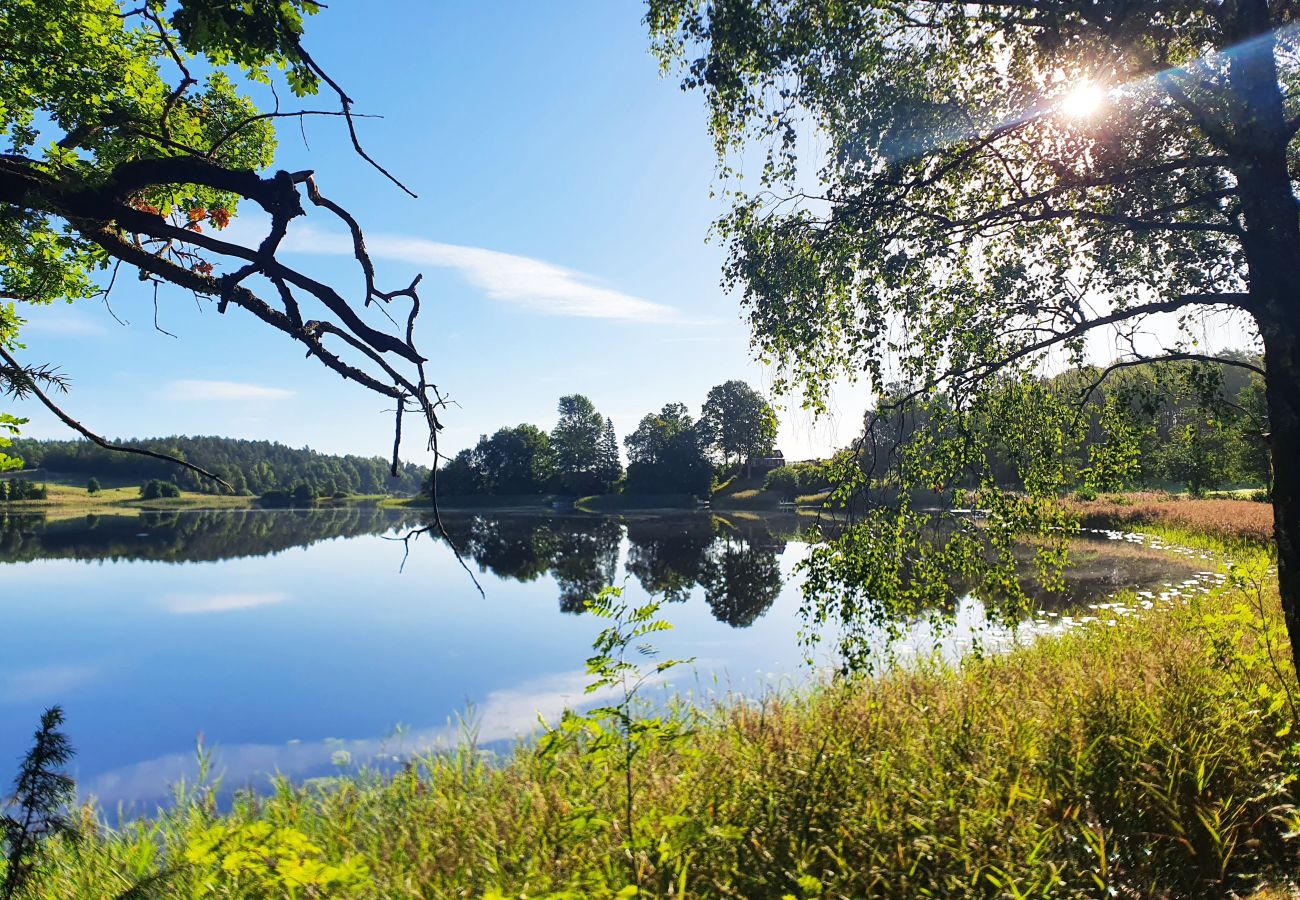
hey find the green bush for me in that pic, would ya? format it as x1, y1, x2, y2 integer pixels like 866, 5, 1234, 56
1, 478, 48, 502
763, 465, 800, 498
139, 479, 180, 500
258, 489, 291, 508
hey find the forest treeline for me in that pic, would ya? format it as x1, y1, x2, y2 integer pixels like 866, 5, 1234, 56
840, 352, 1271, 500
5, 436, 428, 497
436, 380, 779, 498
439, 356, 1271, 507
7, 357, 1265, 506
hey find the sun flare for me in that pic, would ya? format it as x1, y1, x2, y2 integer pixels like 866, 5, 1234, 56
1059, 80, 1105, 118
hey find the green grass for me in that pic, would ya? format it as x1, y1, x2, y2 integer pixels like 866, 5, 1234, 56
8, 536, 1300, 898
4, 479, 403, 519
710, 474, 784, 510
2, 482, 253, 521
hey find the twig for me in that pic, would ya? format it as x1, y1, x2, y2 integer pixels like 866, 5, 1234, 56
292, 39, 418, 198
0, 345, 233, 492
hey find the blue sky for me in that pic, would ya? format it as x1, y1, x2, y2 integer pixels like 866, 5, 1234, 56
12, 1, 864, 465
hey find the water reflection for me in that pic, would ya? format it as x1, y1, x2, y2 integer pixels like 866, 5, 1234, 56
0, 507, 421, 564
1, 508, 1207, 812
441, 514, 795, 625
2, 509, 1200, 630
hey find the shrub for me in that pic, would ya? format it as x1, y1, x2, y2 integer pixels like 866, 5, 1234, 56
1, 479, 47, 502
764, 462, 834, 499
1, 707, 76, 898
763, 466, 800, 498
139, 479, 180, 500
258, 489, 291, 508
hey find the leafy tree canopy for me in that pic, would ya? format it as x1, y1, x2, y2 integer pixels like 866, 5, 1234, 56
700, 379, 778, 468
625, 402, 714, 495
648, 0, 1300, 671
0, 0, 440, 478
550, 394, 609, 495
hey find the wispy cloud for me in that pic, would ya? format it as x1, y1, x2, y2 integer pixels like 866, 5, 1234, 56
166, 380, 295, 402
162, 591, 291, 615
20, 309, 110, 337
0, 664, 100, 703
282, 224, 680, 323
82, 669, 647, 806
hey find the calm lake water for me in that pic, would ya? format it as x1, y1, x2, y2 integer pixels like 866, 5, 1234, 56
1, 507, 1203, 813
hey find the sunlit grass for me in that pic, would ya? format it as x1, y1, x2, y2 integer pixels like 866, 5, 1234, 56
2, 482, 253, 521
1068, 492, 1274, 545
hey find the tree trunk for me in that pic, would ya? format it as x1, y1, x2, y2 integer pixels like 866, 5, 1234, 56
1260, 327, 1300, 672
1224, 3, 1300, 675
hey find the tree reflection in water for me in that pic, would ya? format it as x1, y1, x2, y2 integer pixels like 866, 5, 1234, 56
0, 508, 1186, 633
438, 513, 793, 625
0, 507, 797, 628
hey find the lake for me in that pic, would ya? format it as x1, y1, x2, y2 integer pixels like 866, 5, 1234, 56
0, 507, 1208, 813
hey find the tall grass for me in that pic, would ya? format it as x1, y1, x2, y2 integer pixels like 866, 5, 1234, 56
9, 547, 1300, 898
1068, 494, 1275, 545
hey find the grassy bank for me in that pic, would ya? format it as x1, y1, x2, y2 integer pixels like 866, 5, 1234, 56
9, 538, 1299, 897
2, 482, 253, 520
576, 493, 699, 512
1069, 492, 1274, 545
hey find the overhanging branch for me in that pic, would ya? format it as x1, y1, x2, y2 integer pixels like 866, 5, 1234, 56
0, 344, 233, 491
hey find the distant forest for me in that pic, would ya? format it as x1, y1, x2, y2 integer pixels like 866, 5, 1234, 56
6, 436, 429, 496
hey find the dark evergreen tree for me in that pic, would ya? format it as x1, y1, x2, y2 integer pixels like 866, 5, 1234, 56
596, 417, 623, 491
2, 707, 76, 899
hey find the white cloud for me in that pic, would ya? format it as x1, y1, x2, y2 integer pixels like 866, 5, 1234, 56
282, 224, 680, 323
82, 669, 639, 807
0, 664, 100, 703
161, 591, 291, 615
20, 309, 110, 337
166, 380, 295, 402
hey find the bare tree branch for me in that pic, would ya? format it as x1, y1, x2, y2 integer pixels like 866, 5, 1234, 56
0, 345, 233, 491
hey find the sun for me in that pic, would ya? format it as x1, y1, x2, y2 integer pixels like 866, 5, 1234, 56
1059, 80, 1106, 119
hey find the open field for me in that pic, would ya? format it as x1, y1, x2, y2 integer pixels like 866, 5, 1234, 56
11, 528, 1298, 898
1068, 492, 1274, 545
1, 481, 253, 521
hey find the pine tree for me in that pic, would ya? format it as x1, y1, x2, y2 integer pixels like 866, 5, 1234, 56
2, 706, 76, 898
596, 418, 624, 492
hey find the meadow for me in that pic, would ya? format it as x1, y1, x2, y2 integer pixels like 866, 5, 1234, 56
1068, 493, 1275, 545
1, 480, 253, 521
